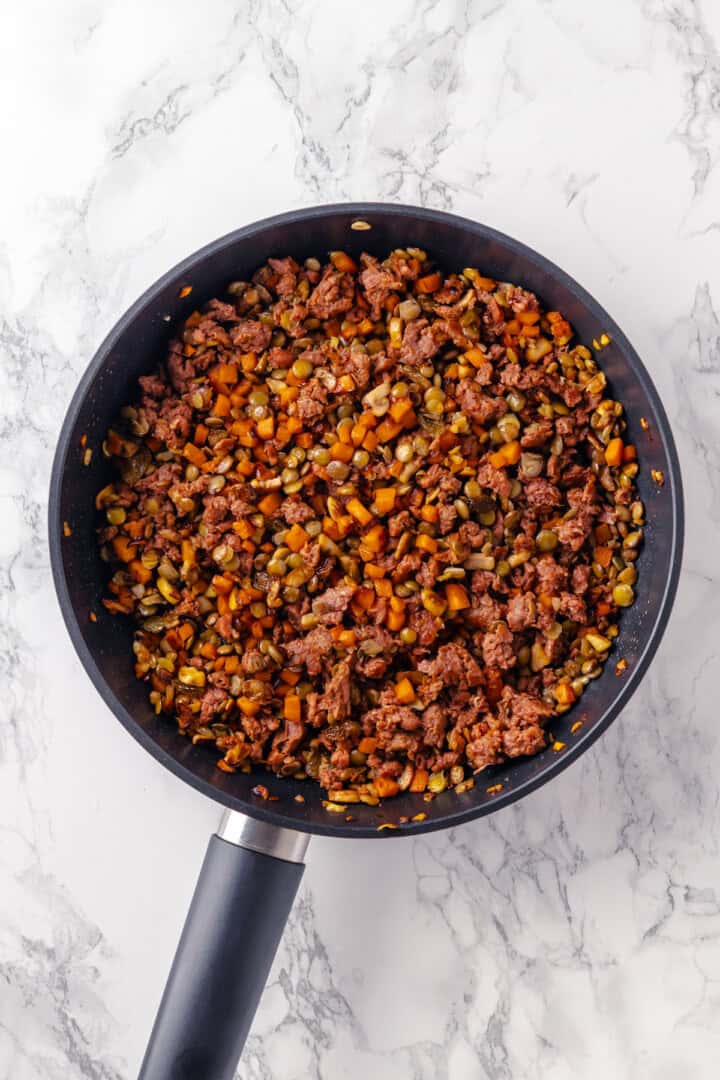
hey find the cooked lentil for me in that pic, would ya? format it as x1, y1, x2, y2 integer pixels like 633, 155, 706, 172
97, 249, 641, 803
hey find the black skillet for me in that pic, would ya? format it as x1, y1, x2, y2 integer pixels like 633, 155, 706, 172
48, 204, 684, 1080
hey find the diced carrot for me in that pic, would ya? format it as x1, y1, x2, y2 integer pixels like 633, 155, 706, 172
285, 416, 303, 434
354, 587, 375, 609
415, 272, 442, 294
212, 574, 234, 594
604, 437, 624, 466
386, 607, 405, 631
330, 251, 357, 273
336, 515, 354, 538
623, 444, 637, 463
238, 697, 262, 717
389, 398, 414, 423
596, 602, 612, 616
376, 419, 402, 443
463, 348, 487, 368
416, 533, 438, 554
374, 487, 397, 514
365, 562, 386, 579
232, 519, 254, 539
215, 362, 238, 385
374, 776, 400, 798
337, 421, 353, 444
295, 433, 313, 449
334, 629, 356, 649
517, 311, 540, 326
284, 694, 301, 722
256, 415, 275, 440
395, 677, 415, 704
129, 559, 152, 584
594, 546, 613, 567
351, 422, 368, 446
285, 523, 309, 552
363, 429, 379, 452
280, 669, 301, 686
445, 584, 470, 611
112, 535, 136, 563
374, 578, 392, 598
183, 442, 206, 467
490, 440, 521, 469
255, 492, 279, 517
330, 441, 354, 463
358, 737, 378, 754
420, 504, 439, 523
362, 524, 386, 552
347, 498, 373, 526
212, 393, 231, 418
503, 440, 521, 465
409, 769, 429, 793
323, 518, 340, 541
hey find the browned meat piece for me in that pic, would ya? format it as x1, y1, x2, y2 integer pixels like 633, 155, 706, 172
230, 319, 272, 352
521, 419, 554, 449
281, 496, 315, 523
535, 555, 568, 595
418, 463, 462, 495
296, 380, 328, 421
466, 594, 503, 630
437, 501, 458, 534
312, 585, 356, 625
467, 727, 504, 770
506, 592, 537, 632
359, 255, 403, 319
481, 623, 516, 670
307, 267, 354, 319
556, 512, 593, 552
455, 379, 506, 425
557, 592, 587, 623
268, 256, 300, 298
419, 642, 483, 689
422, 703, 448, 747
523, 478, 562, 514
334, 348, 372, 391
284, 627, 334, 676
138, 372, 167, 399
503, 724, 546, 757
408, 607, 440, 648
507, 286, 539, 313
400, 319, 440, 366
477, 462, 512, 500
319, 658, 352, 724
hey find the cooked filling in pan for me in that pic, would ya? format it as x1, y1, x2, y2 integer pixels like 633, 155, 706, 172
96, 248, 642, 804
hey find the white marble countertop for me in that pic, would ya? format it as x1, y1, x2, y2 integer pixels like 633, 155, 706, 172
2, 1, 719, 1077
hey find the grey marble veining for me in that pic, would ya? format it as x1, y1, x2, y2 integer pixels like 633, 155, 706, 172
1, 0, 719, 1077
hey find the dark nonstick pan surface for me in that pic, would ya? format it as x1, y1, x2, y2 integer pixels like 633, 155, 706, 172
48, 203, 684, 838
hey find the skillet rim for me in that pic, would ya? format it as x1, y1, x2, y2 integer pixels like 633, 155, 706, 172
48, 201, 684, 838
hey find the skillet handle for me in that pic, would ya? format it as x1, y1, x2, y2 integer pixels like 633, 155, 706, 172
139, 812, 308, 1080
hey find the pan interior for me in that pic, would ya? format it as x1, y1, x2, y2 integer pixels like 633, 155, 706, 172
49, 204, 682, 838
